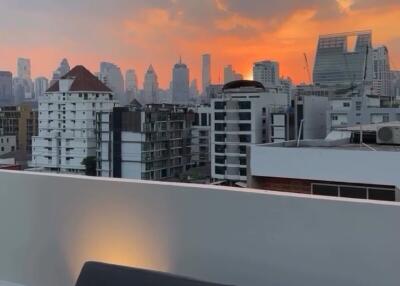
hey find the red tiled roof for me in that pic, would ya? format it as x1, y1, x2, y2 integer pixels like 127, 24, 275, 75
47, 65, 112, 92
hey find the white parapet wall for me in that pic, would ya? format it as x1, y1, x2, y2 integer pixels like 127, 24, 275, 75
0, 171, 399, 286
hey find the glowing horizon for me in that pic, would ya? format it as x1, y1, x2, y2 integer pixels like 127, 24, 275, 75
0, 0, 399, 89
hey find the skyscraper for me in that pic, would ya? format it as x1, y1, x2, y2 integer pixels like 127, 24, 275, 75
125, 69, 138, 105
0, 71, 13, 106
313, 30, 373, 86
202, 54, 211, 94
34, 77, 49, 98
125, 69, 138, 92
17, 58, 31, 80
52, 58, 71, 83
99, 62, 125, 104
224, 65, 243, 84
172, 58, 190, 105
143, 65, 159, 104
372, 46, 391, 97
15, 58, 33, 103
253, 60, 280, 87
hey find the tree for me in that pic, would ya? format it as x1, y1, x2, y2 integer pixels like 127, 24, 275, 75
81, 156, 97, 176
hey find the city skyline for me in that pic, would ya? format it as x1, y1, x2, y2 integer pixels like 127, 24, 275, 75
0, 0, 400, 88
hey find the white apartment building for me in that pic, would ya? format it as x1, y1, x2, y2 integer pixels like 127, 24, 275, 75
31, 65, 117, 173
211, 80, 289, 183
327, 94, 400, 133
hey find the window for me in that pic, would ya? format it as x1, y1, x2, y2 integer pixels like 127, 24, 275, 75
239, 124, 251, 131
240, 168, 247, 177
343, 102, 350, 107
356, 101, 362, 111
239, 112, 251, 120
215, 134, 226, 142
215, 166, 226, 175
239, 101, 251, 109
215, 144, 226, 153
214, 101, 225, 110
215, 123, 225, 131
239, 135, 251, 143
369, 189, 396, 201
201, 113, 208, 126
340, 186, 367, 199
312, 185, 338, 197
215, 112, 225, 120
215, 156, 225, 164
194, 114, 199, 126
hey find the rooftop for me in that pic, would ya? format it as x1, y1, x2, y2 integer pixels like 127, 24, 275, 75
47, 65, 112, 93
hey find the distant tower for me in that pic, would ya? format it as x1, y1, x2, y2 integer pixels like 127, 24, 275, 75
253, 60, 280, 88
52, 59, 71, 83
202, 54, 211, 94
172, 57, 190, 105
0, 71, 13, 106
372, 46, 391, 97
143, 65, 159, 104
125, 69, 138, 105
99, 62, 125, 104
17, 58, 31, 80
34, 77, 49, 98
224, 65, 243, 84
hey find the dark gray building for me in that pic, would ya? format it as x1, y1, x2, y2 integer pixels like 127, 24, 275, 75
0, 71, 13, 106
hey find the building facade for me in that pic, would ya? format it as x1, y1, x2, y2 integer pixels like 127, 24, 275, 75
192, 105, 212, 167
372, 46, 391, 97
223, 65, 243, 84
143, 65, 159, 104
0, 104, 38, 154
253, 61, 280, 88
0, 132, 16, 156
313, 31, 373, 86
202, 54, 211, 94
211, 80, 289, 183
99, 62, 125, 105
97, 104, 194, 180
34, 77, 49, 98
172, 59, 190, 105
31, 65, 117, 173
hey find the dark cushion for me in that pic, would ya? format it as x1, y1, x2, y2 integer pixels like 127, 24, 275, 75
75, 261, 233, 286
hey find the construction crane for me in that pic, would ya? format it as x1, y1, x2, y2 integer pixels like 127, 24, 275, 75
303, 53, 312, 84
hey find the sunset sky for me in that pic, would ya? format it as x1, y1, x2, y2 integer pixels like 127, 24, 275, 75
0, 0, 400, 88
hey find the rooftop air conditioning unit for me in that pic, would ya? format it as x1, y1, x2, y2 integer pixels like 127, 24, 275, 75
376, 126, 400, 145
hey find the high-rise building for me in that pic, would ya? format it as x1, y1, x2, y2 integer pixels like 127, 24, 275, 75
125, 69, 138, 92
372, 46, 391, 97
52, 58, 71, 83
223, 65, 243, 84
15, 58, 33, 103
211, 80, 289, 183
391, 70, 400, 98
34, 77, 49, 98
31, 65, 117, 173
253, 61, 280, 88
143, 65, 159, 104
190, 79, 199, 99
202, 54, 211, 94
17, 58, 31, 80
313, 31, 373, 86
125, 69, 138, 105
97, 104, 194, 180
172, 58, 190, 105
99, 62, 125, 104
0, 71, 13, 106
